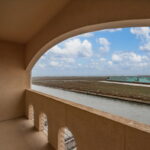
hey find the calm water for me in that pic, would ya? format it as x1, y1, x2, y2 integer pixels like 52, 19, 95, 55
32, 85, 150, 125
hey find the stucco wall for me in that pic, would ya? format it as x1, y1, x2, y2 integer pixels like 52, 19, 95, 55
0, 41, 26, 121
26, 89, 150, 150
25, 0, 150, 70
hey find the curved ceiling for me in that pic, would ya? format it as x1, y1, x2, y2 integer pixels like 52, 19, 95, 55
0, 0, 70, 43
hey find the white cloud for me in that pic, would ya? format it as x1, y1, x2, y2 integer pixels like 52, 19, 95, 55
140, 43, 150, 51
38, 63, 46, 68
100, 58, 106, 62
59, 57, 75, 63
79, 32, 94, 38
130, 27, 150, 51
112, 52, 149, 65
102, 28, 122, 32
112, 54, 122, 62
106, 51, 150, 75
130, 27, 150, 38
77, 63, 82, 67
98, 38, 110, 52
47, 38, 93, 68
108, 61, 113, 65
50, 38, 93, 58
33, 27, 150, 76
49, 61, 60, 67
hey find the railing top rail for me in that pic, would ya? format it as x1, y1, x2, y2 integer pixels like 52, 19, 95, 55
26, 89, 150, 133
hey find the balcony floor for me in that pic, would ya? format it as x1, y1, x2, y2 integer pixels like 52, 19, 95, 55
0, 117, 55, 150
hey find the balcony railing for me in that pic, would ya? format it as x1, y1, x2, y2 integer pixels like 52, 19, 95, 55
25, 89, 150, 150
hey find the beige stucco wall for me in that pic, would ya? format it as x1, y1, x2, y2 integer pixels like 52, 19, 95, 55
0, 41, 26, 121
25, 0, 150, 70
26, 89, 150, 150
0, 1, 149, 149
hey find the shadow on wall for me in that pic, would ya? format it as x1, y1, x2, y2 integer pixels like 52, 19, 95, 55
58, 127, 77, 150
28, 105, 34, 124
39, 113, 48, 136
28, 105, 77, 150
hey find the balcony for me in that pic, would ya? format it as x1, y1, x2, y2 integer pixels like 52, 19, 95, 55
0, 118, 54, 150
0, 0, 150, 150
24, 89, 150, 150
0, 89, 149, 150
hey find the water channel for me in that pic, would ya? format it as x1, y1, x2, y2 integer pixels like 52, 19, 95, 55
32, 85, 150, 125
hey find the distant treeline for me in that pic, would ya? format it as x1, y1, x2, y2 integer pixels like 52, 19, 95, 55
32, 76, 108, 81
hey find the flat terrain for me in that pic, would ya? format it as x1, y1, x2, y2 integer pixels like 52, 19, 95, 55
32, 76, 150, 104
100, 81, 150, 87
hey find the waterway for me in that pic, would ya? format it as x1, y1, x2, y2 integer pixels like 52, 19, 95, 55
32, 85, 150, 125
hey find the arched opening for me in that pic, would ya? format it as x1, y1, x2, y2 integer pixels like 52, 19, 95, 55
31, 26, 150, 125
39, 113, 48, 135
26, 19, 150, 71
31, 26, 150, 78
58, 127, 77, 150
28, 105, 34, 124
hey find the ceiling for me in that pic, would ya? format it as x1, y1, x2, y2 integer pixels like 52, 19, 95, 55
0, 0, 70, 43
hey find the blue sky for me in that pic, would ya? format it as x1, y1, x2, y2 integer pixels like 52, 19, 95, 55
32, 27, 150, 77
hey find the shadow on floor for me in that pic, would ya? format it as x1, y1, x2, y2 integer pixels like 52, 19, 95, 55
0, 117, 55, 150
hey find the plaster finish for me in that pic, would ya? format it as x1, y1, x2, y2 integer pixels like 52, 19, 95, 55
0, 1, 150, 149
0, 118, 54, 150
26, 0, 150, 70
0, 41, 26, 121
26, 89, 150, 150
0, 0, 70, 43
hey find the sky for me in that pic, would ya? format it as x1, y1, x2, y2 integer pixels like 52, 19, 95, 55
32, 27, 150, 77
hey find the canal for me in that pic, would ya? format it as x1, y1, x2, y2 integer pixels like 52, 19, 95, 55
32, 85, 150, 125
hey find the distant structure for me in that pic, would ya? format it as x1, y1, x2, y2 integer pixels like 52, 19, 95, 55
108, 76, 150, 83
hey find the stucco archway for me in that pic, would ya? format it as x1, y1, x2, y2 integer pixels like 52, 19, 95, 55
26, 19, 150, 73
58, 127, 77, 150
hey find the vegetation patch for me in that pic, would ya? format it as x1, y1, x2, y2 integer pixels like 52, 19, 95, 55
32, 77, 150, 104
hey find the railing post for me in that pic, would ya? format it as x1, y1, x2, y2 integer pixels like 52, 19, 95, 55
34, 111, 40, 130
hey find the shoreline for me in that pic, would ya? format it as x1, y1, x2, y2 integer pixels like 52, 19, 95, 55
32, 83, 150, 105
106, 80, 150, 85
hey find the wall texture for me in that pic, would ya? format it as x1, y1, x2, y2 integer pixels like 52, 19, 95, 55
26, 89, 150, 150
25, 0, 150, 70
0, 41, 26, 121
